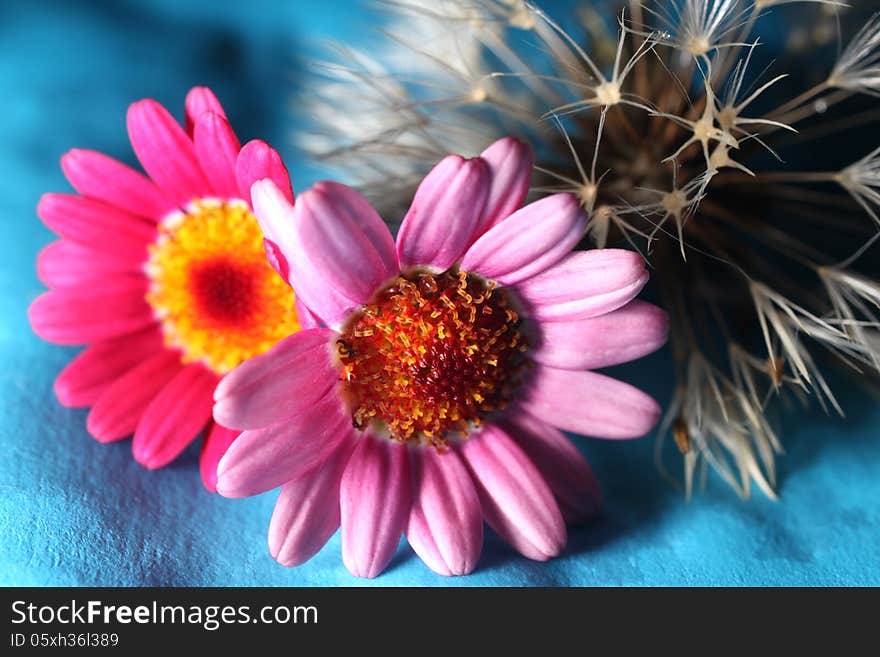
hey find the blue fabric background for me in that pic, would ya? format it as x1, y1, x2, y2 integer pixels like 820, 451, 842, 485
1, 0, 878, 586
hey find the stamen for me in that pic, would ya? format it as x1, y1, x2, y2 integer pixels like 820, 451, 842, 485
336, 269, 529, 448
146, 200, 299, 374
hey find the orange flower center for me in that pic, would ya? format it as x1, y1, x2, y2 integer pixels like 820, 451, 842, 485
145, 199, 299, 374
336, 269, 529, 448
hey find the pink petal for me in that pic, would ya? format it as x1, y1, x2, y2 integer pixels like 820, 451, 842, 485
28, 277, 154, 345
184, 86, 226, 136
268, 434, 357, 567
340, 436, 411, 579
251, 180, 353, 326
199, 423, 239, 493
213, 328, 338, 430
215, 393, 352, 498
60, 149, 174, 220
474, 137, 533, 236
295, 295, 322, 330
132, 362, 218, 469
193, 111, 242, 200
236, 140, 293, 205
500, 408, 601, 523
127, 98, 211, 206
521, 366, 661, 439
514, 249, 649, 322
54, 327, 164, 407
459, 424, 566, 561
406, 448, 483, 576
37, 193, 156, 261
37, 240, 142, 288
396, 155, 490, 271
460, 193, 587, 286
531, 300, 669, 370
87, 350, 183, 443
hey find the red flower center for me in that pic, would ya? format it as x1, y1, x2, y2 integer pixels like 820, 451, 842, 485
190, 259, 258, 324
336, 269, 529, 448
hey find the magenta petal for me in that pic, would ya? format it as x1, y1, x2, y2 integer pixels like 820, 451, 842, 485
199, 423, 240, 493
54, 327, 164, 407
521, 366, 661, 439
87, 350, 183, 443
28, 277, 154, 345
397, 155, 490, 271
295, 295, 322, 330
474, 137, 533, 235
269, 434, 357, 567
406, 448, 483, 576
37, 193, 156, 261
215, 394, 352, 498
460, 424, 566, 561
262, 237, 291, 283
193, 111, 242, 200
251, 180, 355, 327
500, 408, 601, 523
460, 193, 587, 285
514, 249, 649, 322
132, 363, 218, 469
37, 240, 142, 288
126, 98, 212, 206
340, 437, 411, 579
60, 149, 174, 220
213, 328, 338, 430
184, 86, 226, 136
531, 300, 669, 370
236, 140, 294, 205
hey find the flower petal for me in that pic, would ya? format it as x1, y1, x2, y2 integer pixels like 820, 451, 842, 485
127, 98, 212, 206
54, 327, 164, 407
28, 276, 154, 345
251, 179, 356, 326
295, 295, 322, 330
521, 366, 661, 439
60, 149, 174, 220
37, 240, 142, 288
500, 408, 601, 523
406, 448, 483, 576
193, 111, 242, 200
269, 434, 357, 567
460, 193, 587, 285
396, 155, 490, 271
215, 393, 351, 498
531, 300, 669, 370
460, 424, 566, 561
87, 350, 183, 443
37, 193, 156, 261
213, 328, 338, 430
184, 86, 226, 136
474, 137, 533, 235
199, 423, 239, 493
514, 249, 649, 322
340, 436, 411, 579
236, 140, 293, 205
132, 363, 218, 469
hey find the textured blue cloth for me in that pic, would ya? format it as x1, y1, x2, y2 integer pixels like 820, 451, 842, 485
1, 0, 879, 587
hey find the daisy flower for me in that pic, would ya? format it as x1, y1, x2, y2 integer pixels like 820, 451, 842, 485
214, 137, 668, 577
28, 87, 300, 491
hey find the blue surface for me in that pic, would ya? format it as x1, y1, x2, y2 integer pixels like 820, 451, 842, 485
1, 0, 878, 586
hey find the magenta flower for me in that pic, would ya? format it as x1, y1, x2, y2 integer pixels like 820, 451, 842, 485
214, 137, 668, 577
28, 87, 302, 490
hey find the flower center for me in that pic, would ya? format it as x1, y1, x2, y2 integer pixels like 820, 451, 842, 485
146, 199, 299, 374
336, 269, 529, 448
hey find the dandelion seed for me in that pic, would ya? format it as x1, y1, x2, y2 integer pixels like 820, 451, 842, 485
829, 12, 880, 96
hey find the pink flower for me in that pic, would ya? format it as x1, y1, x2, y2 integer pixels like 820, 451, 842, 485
214, 137, 668, 577
28, 87, 303, 491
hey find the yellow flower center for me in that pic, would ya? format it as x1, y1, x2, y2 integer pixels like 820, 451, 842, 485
336, 269, 529, 449
146, 199, 299, 374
